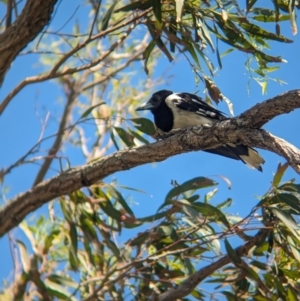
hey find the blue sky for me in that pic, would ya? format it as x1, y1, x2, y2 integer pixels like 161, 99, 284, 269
1, 0, 300, 295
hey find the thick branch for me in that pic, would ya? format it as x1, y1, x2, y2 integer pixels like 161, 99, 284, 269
158, 227, 270, 301
237, 89, 300, 128
0, 90, 300, 237
0, 0, 58, 85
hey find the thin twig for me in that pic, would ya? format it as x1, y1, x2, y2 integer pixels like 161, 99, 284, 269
89, 0, 102, 39
0, 8, 151, 115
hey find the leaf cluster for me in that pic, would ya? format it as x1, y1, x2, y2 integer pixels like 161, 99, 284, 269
115, 0, 298, 96
2, 161, 300, 300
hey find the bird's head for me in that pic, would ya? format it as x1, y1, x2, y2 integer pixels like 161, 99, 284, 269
136, 90, 173, 112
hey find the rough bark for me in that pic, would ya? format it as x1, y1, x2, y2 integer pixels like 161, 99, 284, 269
0, 0, 58, 86
236, 89, 300, 128
0, 90, 299, 237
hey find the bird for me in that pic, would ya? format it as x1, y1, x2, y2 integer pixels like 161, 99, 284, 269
136, 89, 265, 171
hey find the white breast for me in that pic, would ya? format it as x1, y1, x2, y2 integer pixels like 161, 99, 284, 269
165, 95, 215, 129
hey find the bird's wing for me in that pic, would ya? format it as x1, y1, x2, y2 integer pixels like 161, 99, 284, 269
168, 92, 226, 121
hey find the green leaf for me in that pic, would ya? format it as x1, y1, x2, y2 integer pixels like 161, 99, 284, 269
199, 20, 215, 51
158, 224, 174, 237
257, 80, 268, 94
224, 239, 242, 265
222, 291, 238, 301
80, 102, 105, 119
216, 39, 222, 69
165, 177, 217, 202
270, 193, 300, 215
143, 40, 156, 74
80, 215, 98, 239
246, 0, 258, 12
281, 268, 300, 279
198, 50, 214, 74
44, 278, 78, 301
103, 237, 121, 258
181, 204, 205, 222
185, 39, 201, 69
250, 259, 268, 270
287, 286, 298, 301
221, 48, 235, 57
17, 240, 31, 273
107, 185, 135, 216
235, 278, 250, 292
253, 241, 269, 255
128, 128, 149, 144
19, 223, 36, 250
115, 0, 151, 12
216, 198, 232, 210
273, 162, 289, 187
147, 21, 173, 62
253, 295, 272, 301
191, 289, 205, 300
69, 221, 78, 256
114, 126, 135, 147
101, 3, 117, 31
242, 264, 262, 282
43, 229, 60, 254
204, 188, 218, 202
239, 20, 293, 43
279, 182, 300, 193
110, 129, 120, 150
135, 211, 167, 224
97, 189, 122, 221
287, 236, 300, 262
60, 198, 72, 221
47, 274, 78, 289
271, 208, 300, 239
152, 0, 162, 29
131, 117, 156, 136
251, 7, 290, 22
184, 258, 196, 275
193, 202, 230, 228
123, 245, 132, 261
186, 194, 200, 203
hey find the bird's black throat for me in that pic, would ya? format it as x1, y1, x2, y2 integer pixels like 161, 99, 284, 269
151, 99, 174, 132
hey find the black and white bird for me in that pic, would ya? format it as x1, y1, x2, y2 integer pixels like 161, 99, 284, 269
136, 90, 265, 171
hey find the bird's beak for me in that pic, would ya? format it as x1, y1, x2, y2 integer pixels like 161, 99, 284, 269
135, 101, 154, 111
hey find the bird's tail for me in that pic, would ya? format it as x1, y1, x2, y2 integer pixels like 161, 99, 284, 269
204, 144, 265, 171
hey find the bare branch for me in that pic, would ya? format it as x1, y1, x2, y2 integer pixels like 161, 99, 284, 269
89, 0, 102, 39
0, 90, 299, 237
32, 78, 81, 186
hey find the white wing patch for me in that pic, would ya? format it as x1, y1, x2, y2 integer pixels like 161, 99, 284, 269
165, 94, 215, 129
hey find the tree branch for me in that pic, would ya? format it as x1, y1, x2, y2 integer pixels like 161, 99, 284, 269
0, 90, 299, 237
32, 78, 80, 186
157, 227, 271, 301
0, 0, 58, 86
237, 89, 300, 128
0, 8, 151, 115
